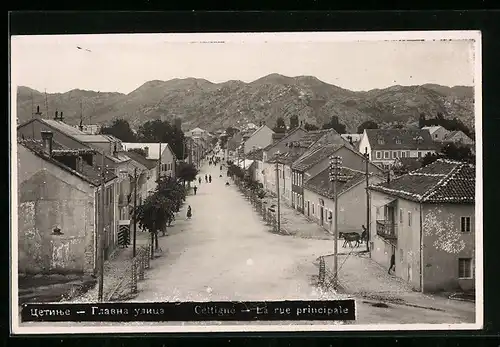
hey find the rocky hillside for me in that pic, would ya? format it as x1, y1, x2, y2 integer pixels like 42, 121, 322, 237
16, 74, 474, 133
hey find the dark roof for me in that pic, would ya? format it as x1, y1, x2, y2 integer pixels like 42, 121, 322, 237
292, 144, 345, 172
365, 129, 437, 150
123, 150, 158, 169
268, 148, 307, 164
296, 129, 331, 148
245, 148, 264, 161
263, 126, 307, 152
304, 167, 366, 199
369, 159, 475, 204
19, 138, 116, 186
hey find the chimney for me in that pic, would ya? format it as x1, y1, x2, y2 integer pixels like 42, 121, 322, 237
34, 105, 41, 116
144, 146, 149, 158
113, 142, 118, 157
54, 111, 59, 120
41, 131, 54, 156
300, 120, 303, 127
59, 111, 64, 122
347, 135, 353, 146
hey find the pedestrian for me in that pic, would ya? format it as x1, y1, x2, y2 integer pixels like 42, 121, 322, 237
220, 165, 222, 171
205, 174, 208, 183
186, 205, 192, 220
209, 174, 212, 183
388, 252, 396, 275
193, 185, 198, 195
198, 177, 202, 185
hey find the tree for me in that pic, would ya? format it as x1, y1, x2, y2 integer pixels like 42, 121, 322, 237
131, 192, 171, 253
289, 115, 299, 130
176, 161, 199, 186
357, 120, 379, 134
128, 148, 147, 157
421, 152, 440, 167
156, 176, 186, 232
100, 119, 137, 142
273, 117, 287, 134
441, 142, 475, 163
322, 116, 347, 134
304, 122, 319, 131
136, 119, 186, 159
418, 113, 426, 128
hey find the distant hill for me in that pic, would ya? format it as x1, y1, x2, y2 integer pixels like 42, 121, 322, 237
16, 74, 475, 132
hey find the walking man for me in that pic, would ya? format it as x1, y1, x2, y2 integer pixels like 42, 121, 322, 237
198, 177, 202, 185
209, 174, 212, 183
388, 251, 396, 275
205, 174, 208, 183
193, 185, 198, 195
186, 205, 192, 220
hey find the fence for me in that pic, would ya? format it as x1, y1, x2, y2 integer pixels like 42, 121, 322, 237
232, 177, 288, 236
129, 245, 152, 296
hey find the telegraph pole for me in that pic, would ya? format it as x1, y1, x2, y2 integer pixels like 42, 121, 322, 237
158, 142, 162, 181
275, 151, 281, 233
329, 155, 343, 288
98, 151, 106, 302
364, 147, 371, 253
132, 167, 138, 258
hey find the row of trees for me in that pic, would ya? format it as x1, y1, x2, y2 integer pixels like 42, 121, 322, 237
131, 175, 189, 252
100, 119, 187, 160
227, 161, 266, 199
271, 115, 379, 135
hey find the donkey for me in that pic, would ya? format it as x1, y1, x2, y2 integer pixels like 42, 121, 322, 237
342, 232, 361, 248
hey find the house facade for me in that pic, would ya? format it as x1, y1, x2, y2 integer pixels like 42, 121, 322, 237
291, 143, 385, 213
243, 124, 275, 154
422, 126, 450, 142
303, 167, 384, 234
17, 136, 116, 275
17, 117, 125, 258
358, 129, 437, 170
122, 142, 176, 179
368, 159, 475, 293
442, 130, 474, 146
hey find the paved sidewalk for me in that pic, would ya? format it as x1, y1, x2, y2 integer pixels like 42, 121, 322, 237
67, 228, 155, 302
322, 252, 476, 319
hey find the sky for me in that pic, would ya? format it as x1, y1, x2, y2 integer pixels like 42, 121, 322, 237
10, 32, 478, 94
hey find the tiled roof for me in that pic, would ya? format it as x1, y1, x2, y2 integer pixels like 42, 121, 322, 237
245, 148, 264, 161
121, 142, 173, 160
296, 129, 331, 148
292, 144, 345, 172
365, 129, 437, 150
369, 158, 475, 203
42, 119, 87, 136
19, 138, 116, 186
394, 157, 422, 171
422, 126, 443, 135
304, 167, 366, 199
73, 134, 120, 143
123, 150, 158, 170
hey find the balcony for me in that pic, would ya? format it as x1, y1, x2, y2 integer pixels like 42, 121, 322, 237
376, 220, 397, 240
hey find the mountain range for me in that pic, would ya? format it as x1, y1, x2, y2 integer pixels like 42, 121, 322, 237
16, 74, 475, 133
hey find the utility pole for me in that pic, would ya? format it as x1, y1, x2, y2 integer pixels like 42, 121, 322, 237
132, 167, 138, 258
275, 151, 281, 233
329, 155, 343, 288
44, 89, 49, 118
188, 138, 192, 164
98, 151, 106, 302
158, 142, 162, 181
364, 147, 371, 253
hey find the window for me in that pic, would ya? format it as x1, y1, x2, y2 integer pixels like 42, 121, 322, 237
395, 137, 402, 144
312, 204, 315, 215
392, 151, 397, 159
460, 217, 471, 233
399, 248, 403, 262
417, 152, 422, 158
459, 258, 473, 279
376, 151, 382, 159
384, 151, 390, 159
399, 208, 403, 223
406, 151, 410, 157
401, 151, 406, 158
408, 211, 412, 227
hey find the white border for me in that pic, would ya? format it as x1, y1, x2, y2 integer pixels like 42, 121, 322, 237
10, 30, 483, 335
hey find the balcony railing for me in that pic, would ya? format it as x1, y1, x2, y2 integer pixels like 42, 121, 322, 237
376, 220, 397, 240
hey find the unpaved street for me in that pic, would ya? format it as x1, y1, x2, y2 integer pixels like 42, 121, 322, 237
132, 162, 337, 302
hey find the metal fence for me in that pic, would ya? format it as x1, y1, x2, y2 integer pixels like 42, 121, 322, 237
130, 245, 152, 296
